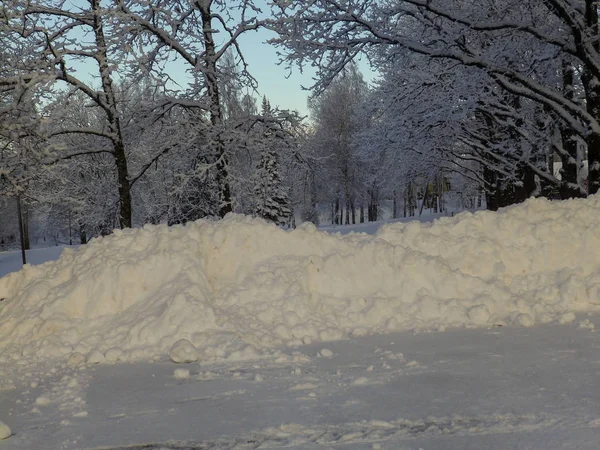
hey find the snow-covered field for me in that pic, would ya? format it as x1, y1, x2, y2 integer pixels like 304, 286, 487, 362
0, 245, 69, 278
2, 197, 600, 449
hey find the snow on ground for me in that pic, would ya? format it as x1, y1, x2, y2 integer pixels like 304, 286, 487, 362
2, 321, 600, 449
0, 245, 69, 278
318, 211, 450, 235
1, 196, 599, 369
2, 196, 600, 448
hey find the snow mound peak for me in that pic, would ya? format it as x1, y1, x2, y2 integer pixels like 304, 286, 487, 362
1, 196, 600, 365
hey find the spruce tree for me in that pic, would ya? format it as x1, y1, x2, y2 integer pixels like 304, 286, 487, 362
252, 97, 292, 225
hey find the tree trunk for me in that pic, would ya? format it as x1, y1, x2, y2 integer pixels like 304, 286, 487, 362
92, 0, 132, 228
114, 139, 132, 228
199, 1, 232, 216
306, 171, 318, 225
559, 62, 586, 199
582, 0, 600, 195
79, 225, 87, 245
331, 202, 335, 224
16, 195, 27, 264
22, 202, 30, 250
419, 185, 429, 216
484, 165, 500, 211
334, 198, 340, 225
345, 200, 350, 225
438, 177, 445, 213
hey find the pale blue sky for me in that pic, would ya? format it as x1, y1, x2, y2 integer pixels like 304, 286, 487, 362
63, 0, 376, 117
235, 26, 317, 116
230, 25, 377, 117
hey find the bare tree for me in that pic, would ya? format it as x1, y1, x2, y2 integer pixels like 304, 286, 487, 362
115, 0, 265, 217
269, 0, 600, 196
1, 0, 137, 227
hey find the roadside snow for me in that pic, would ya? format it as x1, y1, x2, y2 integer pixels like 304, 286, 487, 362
3, 321, 600, 449
1, 196, 600, 368
0, 420, 10, 440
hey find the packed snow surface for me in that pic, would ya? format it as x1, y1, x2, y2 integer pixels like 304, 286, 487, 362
1, 196, 600, 366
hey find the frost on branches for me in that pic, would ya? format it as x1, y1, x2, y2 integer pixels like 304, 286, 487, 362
251, 98, 292, 225
253, 146, 292, 225
269, 0, 600, 200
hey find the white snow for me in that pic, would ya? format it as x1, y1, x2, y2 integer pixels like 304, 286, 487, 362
173, 368, 190, 379
2, 322, 600, 449
1, 196, 600, 368
2, 197, 600, 448
0, 245, 69, 278
319, 348, 334, 358
169, 339, 199, 363
0, 420, 10, 440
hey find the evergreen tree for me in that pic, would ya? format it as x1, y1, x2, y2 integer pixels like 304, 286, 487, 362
253, 148, 292, 225
261, 96, 271, 115
253, 97, 291, 225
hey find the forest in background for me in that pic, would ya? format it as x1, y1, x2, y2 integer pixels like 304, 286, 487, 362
1, 0, 597, 249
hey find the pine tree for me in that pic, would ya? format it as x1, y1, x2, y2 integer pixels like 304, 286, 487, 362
252, 97, 291, 225
253, 147, 292, 225
260, 96, 272, 117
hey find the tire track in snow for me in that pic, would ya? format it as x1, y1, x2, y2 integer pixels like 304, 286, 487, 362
96, 412, 600, 449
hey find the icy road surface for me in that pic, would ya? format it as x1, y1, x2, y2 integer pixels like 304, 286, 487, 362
2, 320, 600, 450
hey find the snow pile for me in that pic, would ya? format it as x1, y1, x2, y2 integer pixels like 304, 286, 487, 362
1, 196, 600, 365
0, 420, 10, 440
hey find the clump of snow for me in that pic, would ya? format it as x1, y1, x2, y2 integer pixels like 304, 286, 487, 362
35, 396, 50, 406
104, 348, 124, 363
516, 313, 535, 327
173, 368, 190, 379
0, 420, 10, 440
169, 339, 199, 364
559, 312, 577, 324
352, 376, 370, 385
319, 348, 334, 358
468, 305, 490, 325
67, 352, 86, 368
2, 196, 600, 366
86, 350, 105, 365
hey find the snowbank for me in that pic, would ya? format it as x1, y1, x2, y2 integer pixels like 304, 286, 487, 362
1, 196, 600, 365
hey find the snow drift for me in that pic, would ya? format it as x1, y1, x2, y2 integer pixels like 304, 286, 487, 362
1, 196, 600, 365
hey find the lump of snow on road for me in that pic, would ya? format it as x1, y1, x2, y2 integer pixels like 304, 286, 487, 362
0, 420, 10, 439
173, 368, 190, 379
169, 339, 199, 364
1, 196, 600, 366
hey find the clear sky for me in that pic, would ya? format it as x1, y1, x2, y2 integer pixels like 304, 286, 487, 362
232, 26, 377, 118
64, 0, 376, 118
165, 0, 377, 118
235, 26, 317, 117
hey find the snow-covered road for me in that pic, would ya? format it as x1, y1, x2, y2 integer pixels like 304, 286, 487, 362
3, 197, 600, 449
3, 319, 600, 450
